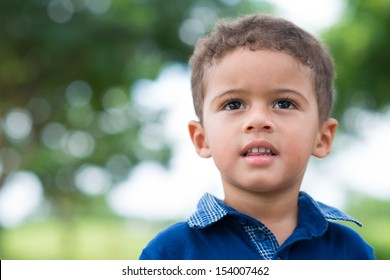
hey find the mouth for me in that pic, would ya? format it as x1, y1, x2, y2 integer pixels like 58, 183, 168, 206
243, 147, 276, 157
241, 140, 278, 157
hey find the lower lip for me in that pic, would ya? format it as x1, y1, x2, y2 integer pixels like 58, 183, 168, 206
242, 155, 276, 166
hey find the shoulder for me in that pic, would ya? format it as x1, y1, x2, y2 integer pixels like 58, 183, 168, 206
295, 192, 375, 259
325, 222, 375, 259
326, 221, 367, 244
139, 222, 200, 260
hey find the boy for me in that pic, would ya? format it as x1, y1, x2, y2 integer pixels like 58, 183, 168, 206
139, 14, 375, 259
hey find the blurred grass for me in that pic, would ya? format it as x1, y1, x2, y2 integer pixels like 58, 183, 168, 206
338, 218, 390, 260
0, 217, 169, 260
343, 192, 390, 260
355, 217, 390, 260
347, 217, 390, 260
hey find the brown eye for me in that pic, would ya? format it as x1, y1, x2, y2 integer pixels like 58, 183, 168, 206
223, 100, 245, 110
273, 99, 296, 109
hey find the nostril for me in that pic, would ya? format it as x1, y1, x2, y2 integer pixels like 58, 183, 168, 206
264, 125, 271, 130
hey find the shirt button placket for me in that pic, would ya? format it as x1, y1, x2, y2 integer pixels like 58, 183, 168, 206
255, 232, 266, 242
255, 227, 279, 259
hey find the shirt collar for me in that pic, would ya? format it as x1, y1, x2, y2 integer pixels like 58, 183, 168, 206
187, 193, 228, 228
187, 192, 362, 229
301, 191, 362, 226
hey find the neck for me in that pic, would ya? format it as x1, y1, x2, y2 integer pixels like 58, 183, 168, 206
223, 186, 299, 245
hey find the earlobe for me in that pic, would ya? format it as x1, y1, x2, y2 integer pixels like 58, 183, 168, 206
188, 120, 211, 158
313, 118, 338, 158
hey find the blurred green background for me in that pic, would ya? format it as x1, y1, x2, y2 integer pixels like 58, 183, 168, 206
0, 0, 389, 259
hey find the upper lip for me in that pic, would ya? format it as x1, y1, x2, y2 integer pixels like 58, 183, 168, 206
241, 140, 279, 157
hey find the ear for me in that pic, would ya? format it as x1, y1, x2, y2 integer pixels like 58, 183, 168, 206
312, 118, 338, 158
188, 120, 211, 158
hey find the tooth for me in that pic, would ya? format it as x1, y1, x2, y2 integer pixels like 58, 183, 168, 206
266, 149, 271, 153
252, 148, 259, 153
259, 148, 266, 153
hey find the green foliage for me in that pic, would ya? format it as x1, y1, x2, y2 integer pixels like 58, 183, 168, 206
323, 0, 390, 122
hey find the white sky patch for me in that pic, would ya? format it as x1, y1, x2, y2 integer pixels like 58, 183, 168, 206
270, 0, 344, 34
0, 172, 43, 227
329, 111, 390, 198
108, 160, 221, 220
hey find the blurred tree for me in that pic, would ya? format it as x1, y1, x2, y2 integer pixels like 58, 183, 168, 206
0, 0, 273, 224
323, 0, 390, 125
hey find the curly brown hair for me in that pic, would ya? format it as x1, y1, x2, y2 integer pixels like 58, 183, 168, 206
189, 14, 335, 123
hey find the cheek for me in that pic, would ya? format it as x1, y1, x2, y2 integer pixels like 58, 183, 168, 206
207, 130, 229, 156
283, 125, 319, 159
205, 126, 236, 164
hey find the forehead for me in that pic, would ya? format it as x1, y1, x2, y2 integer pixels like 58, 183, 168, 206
203, 48, 315, 99
207, 47, 312, 72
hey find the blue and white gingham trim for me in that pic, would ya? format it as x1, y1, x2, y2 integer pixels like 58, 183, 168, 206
187, 192, 362, 228
244, 225, 279, 260
187, 193, 228, 228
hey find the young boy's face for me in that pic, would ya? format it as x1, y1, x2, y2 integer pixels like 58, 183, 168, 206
189, 48, 337, 196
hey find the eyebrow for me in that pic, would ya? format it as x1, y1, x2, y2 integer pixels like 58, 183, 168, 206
272, 88, 310, 105
210, 89, 247, 105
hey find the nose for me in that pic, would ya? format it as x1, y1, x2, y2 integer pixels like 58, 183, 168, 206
242, 108, 274, 133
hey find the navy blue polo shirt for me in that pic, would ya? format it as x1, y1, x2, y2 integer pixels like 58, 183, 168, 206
139, 192, 375, 260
